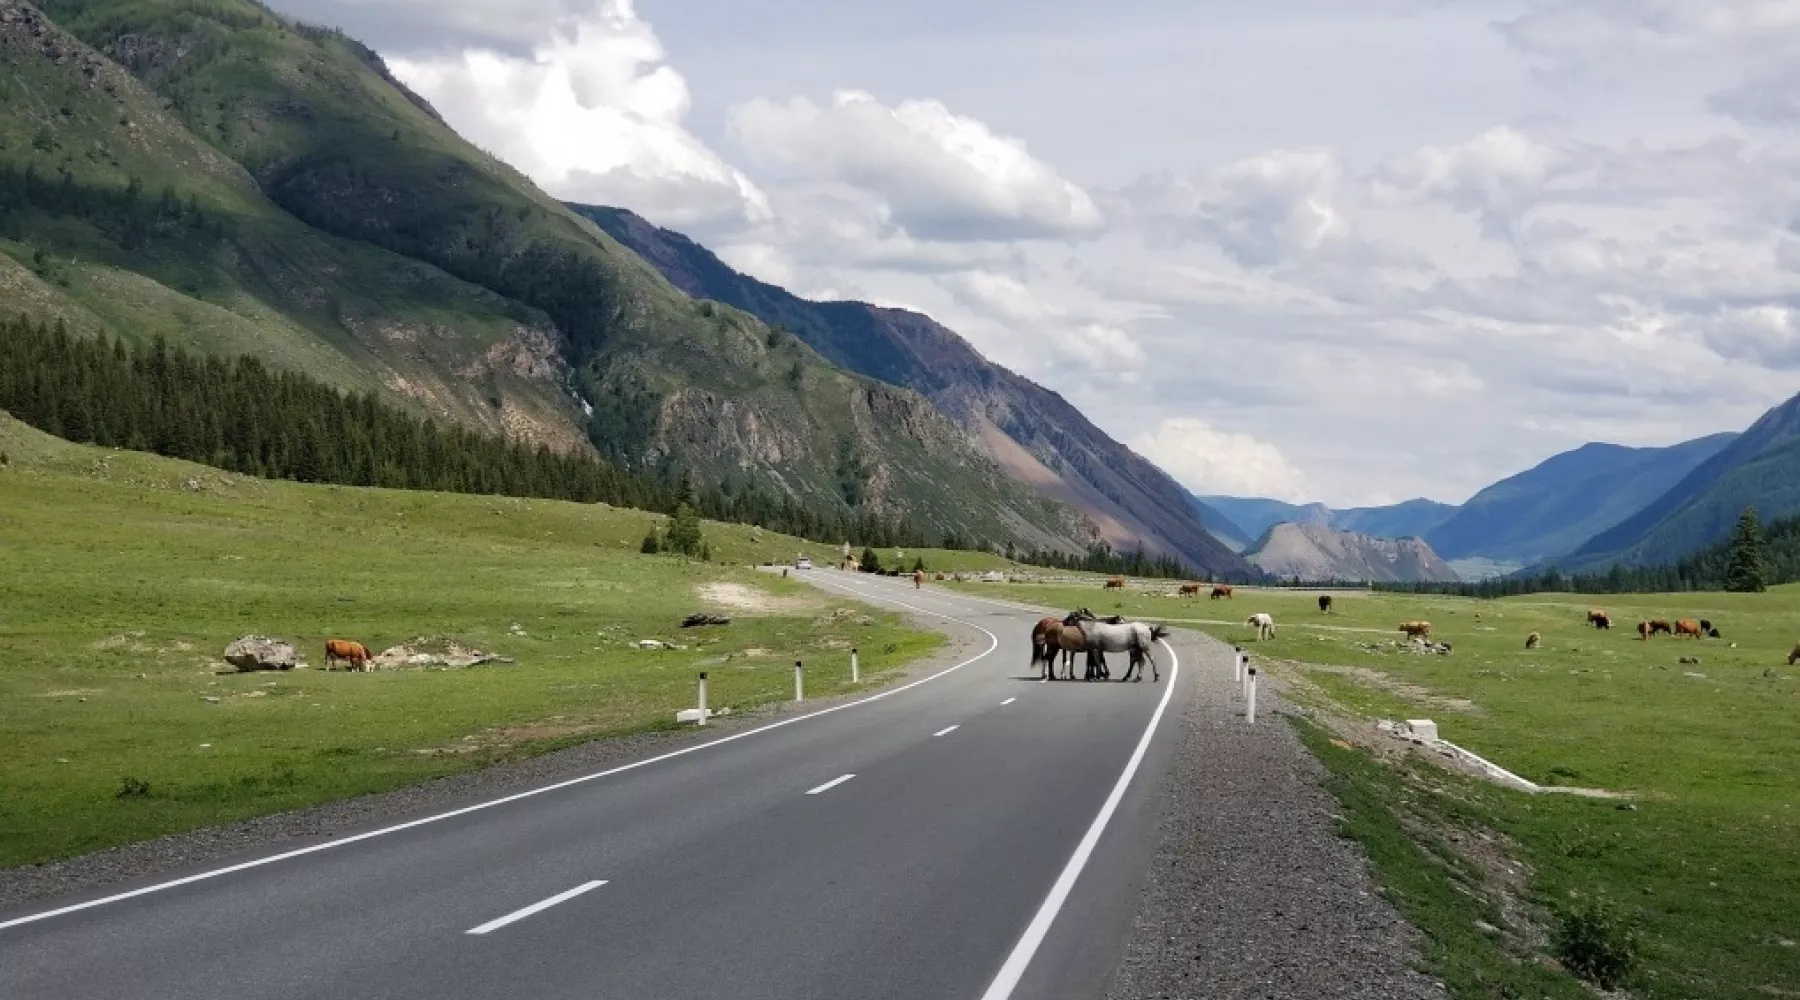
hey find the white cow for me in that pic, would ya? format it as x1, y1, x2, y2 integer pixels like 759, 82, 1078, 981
1246, 612, 1276, 641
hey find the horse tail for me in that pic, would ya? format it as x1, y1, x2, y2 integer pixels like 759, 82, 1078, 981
1151, 625, 1170, 642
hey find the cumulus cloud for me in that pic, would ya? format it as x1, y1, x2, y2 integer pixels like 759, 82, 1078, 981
1132, 418, 1311, 502
1371, 126, 1563, 239
1495, 0, 1800, 71
725, 90, 1105, 242
1113, 149, 1349, 267
386, 1, 771, 231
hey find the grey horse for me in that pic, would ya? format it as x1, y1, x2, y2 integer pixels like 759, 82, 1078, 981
1076, 619, 1171, 682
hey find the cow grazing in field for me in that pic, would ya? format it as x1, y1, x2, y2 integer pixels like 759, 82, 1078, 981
1645, 619, 1674, 637
324, 638, 372, 672
1210, 585, 1235, 600
1699, 618, 1720, 638
1104, 576, 1125, 590
1247, 612, 1276, 641
1318, 595, 1334, 614
1178, 582, 1202, 596
1674, 619, 1704, 639
1526, 631, 1541, 649
1789, 642, 1800, 666
913, 569, 924, 590
1587, 609, 1611, 629
1398, 620, 1432, 639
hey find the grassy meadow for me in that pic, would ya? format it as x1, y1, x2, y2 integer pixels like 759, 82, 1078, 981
0, 414, 1030, 869
953, 579, 1800, 1000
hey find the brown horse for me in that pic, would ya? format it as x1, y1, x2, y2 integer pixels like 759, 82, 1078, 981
1210, 585, 1234, 600
1030, 617, 1063, 679
1178, 582, 1202, 596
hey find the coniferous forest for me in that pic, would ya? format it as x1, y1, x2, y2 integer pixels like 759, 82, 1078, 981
0, 314, 949, 552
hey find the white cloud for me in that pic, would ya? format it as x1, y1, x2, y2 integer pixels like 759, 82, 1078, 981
1114, 149, 1349, 266
1132, 418, 1312, 502
386, 0, 771, 230
725, 90, 1105, 242
1371, 126, 1563, 238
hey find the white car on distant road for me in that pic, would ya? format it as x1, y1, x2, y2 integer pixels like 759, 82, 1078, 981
795, 556, 813, 570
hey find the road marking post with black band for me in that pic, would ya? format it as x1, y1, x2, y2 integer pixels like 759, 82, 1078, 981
851, 647, 859, 684
1246, 665, 1258, 724
697, 672, 708, 726
794, 660, 804, 702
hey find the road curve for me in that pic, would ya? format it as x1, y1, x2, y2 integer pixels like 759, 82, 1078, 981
0, 571, 1198, 1000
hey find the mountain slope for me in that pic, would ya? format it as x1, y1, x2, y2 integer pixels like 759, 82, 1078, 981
1560, 396, 1800, 569
1195, 495, 1455, 543
9, 0, 1096, 553
1426, 434, 1737, 564
1243, 523, 1460, 583
577, 204, 1255, 578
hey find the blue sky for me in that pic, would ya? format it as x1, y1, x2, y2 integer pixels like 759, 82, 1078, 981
272, 0, 1800, 506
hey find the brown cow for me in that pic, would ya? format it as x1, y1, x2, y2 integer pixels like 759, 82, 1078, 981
325, 638, 372, 672
1637, 620, 1650, 640
1525, 631, 1541, 649
1587, 609, 1611, 629
1210, 585, 1235, 600
1789, 642, 1800, 666
913, 569, 925, 590
1398, 620, 1432, 639
1104, 576, 1125, 590
1318, 595, 1333, 614
1674, 619, 1704, 639
1178, 582, 1202, 596
1646, 619, 1674, 637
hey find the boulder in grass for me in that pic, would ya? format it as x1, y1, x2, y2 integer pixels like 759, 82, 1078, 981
224, 635, 297, 672
681, 613, 731, 628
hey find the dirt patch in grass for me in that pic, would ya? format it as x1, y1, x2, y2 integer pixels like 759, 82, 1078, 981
694, 581, 820, 615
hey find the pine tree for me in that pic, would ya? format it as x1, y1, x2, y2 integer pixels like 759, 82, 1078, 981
859, 547, 882, 574
639, 525, 662, 554
665, 503, 703, 557
1725, 506, 1767, 593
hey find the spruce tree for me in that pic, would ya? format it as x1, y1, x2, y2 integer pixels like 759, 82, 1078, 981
859, 547, 882, 574
1725, 506, 1767, 593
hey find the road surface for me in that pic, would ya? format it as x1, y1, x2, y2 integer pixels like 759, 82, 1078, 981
0, 571, 1199, 1000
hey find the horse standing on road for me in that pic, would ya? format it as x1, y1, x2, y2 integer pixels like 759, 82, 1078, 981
1076, 618, 1170, 682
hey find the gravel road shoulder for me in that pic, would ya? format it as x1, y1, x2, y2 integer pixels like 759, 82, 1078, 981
1106, 631, 1448, 1000
0, 609, 987, 914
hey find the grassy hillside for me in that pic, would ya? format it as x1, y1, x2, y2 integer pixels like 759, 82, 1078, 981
954, 579, 1799, 999
0, 0, 587, 450
2, 0, 1096, 555
0, 410, 1009, 868
577, 205, 1250, 577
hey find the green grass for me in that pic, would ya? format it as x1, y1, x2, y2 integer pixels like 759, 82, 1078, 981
955, 581, 1800, 999
0, 415, 952, 869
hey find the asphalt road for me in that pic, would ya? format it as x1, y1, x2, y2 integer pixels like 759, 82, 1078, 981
0, 571, 1197, 1000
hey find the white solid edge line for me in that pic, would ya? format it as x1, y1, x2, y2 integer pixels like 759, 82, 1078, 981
804, 773, 856, 796
0, 577, 1001, 934
932, 725, 959, 737
465, 880, 607, 936
975, 639, 1182, 1000
1000, 696, 1017, 706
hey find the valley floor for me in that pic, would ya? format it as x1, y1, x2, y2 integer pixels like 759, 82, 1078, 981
955, 580, 1800, 1000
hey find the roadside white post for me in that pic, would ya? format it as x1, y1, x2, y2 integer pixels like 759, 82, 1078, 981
851, 647, 860, 684
1234, 645, 1244, 684
795, 660, 804, 702
1246, 665, 1258, 725
697, 671, 709, 726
